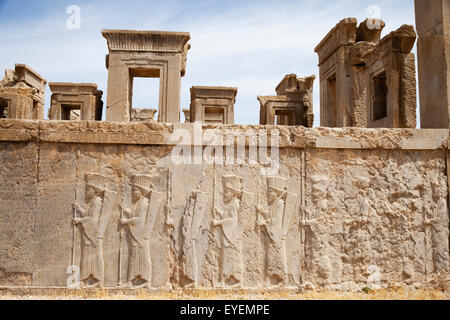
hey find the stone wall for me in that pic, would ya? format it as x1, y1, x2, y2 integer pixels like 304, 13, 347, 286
0, 119, 448, 290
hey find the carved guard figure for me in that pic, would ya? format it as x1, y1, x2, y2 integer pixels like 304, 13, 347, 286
73, 173, 115, 288
120, 174, 163, 289
257, 176, 297, 287
213, 175, 243, 288
181, 187, 208, 288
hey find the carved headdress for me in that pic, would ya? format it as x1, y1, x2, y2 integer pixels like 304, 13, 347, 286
267, 176, 288, 195
131, 174, 154, 194
85, 173, 105, 193
222, 175, 243, 194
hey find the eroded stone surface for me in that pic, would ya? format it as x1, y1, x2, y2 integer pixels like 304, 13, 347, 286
0, 120, 448, 290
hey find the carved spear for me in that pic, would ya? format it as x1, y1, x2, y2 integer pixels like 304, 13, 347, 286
118, 173, 126, 287
166, 169, 174, 227
118, 205, 124, 286
71, 149, 81, 270
69, 148, 80, 288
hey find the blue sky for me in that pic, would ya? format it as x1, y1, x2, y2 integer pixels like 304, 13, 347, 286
0, 0, 417, 125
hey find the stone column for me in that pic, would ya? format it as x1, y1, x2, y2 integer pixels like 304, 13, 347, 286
415, 0, 450, 128
105, 54, 131, 122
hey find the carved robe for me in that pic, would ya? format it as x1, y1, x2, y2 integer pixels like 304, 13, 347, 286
220, 197, 241, 283
181, 196, 197, 284
78, 195, 105, 281
127, 190, 163, 283
182, 191, 208, 285
265, 198, 286, 281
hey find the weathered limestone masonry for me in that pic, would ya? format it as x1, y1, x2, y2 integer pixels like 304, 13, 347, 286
415, 0, 450, 128
258, 74, 315, 127
0, 119, 448, 290
49, 83, 103, 121
0, 64, 46, 120
102, 30, 191, 123
315, 19, 417, 128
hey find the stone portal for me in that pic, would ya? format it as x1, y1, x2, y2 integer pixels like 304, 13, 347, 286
49, 83, 103, 121
102, 30, 191, 123
189, 86, 237, 124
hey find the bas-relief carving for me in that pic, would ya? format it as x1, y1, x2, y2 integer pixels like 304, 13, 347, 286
72, 173, 117, 288
180, 187, 209, 288
119, 174, 164, 289
70, 155, 300, 289
257, 176, 297, 287
10, 137, 447, 290
213, 175, 244, 288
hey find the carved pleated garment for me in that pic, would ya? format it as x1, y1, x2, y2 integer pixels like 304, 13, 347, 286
221, 198, 241, 283
266, 199, 285, 281
181, 198, 197, 282
79, 196, 104, 281
128, 196, 152, 282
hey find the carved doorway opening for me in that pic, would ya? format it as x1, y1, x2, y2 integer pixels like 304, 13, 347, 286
372, 71, 388, 121
326, 73, 337, 127
0, 98, 9, 118
130, 72, 160, 122
61, 104, 82, 120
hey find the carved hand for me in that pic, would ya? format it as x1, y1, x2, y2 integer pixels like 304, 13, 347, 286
165, 205, 174, 226
214, 207, 223, 217
120, 218, 129, 225
72, 217, 82, 225
72, 202, 82, 212
301, 207, 313, 217
257, 216, 267, 227
119, 205, 132, 216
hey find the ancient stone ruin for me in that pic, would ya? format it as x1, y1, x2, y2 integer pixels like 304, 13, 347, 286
0, 64, 46, 120
102, 30, 191, 123
258, 74, 315, 127
189, 86, 237, 124
0, 2, 449, 291
315, 18, 417, 128
49, 83, 103, 121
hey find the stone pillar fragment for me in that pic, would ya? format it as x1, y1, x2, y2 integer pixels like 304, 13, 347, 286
415, 0, 450, 128
130, 108, 157, 122
182, 109, 191, 122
